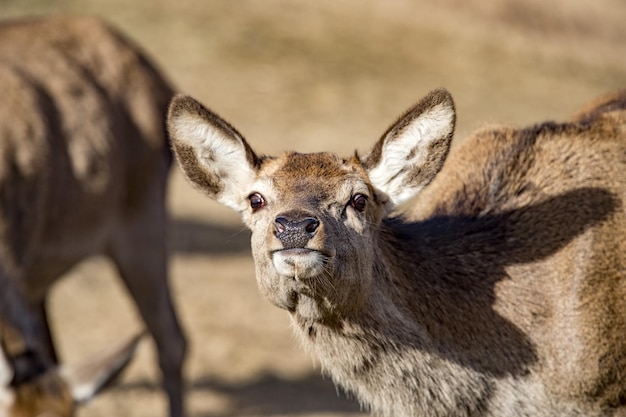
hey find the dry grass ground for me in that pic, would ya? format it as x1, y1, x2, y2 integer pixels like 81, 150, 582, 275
1, 1, 625, 416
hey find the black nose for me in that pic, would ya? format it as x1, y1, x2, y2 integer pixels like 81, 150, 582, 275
274, 213, 320, 248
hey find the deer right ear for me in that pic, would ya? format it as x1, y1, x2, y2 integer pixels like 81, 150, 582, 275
167, 95, 260, 212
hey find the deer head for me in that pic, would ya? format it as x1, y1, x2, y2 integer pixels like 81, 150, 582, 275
0, 333, 143, 417
167, 89, 455, 323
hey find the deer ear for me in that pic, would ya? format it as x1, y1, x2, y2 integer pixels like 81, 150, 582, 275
60, 332, 144, 403
167, 94, 260, 212
363, 89, 455, 207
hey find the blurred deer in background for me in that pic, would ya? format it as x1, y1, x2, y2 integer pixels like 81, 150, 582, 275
168, 88, 625, 416
0, 16, 186, 417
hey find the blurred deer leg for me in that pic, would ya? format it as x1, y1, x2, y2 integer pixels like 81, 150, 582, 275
31, 298, 58, 364
107, 181, 187, 417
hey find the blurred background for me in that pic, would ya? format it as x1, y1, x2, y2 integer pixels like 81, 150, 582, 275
2, 1, 624, 416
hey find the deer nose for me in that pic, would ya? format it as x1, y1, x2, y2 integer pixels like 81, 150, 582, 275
274, 214, 320, 249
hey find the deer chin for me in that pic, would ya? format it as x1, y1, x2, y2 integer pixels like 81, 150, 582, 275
293, 293, 324, 321
272, 248, 330, 280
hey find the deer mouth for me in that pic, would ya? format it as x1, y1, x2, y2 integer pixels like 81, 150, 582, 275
271, 248, 332, 280
279, 248, 314, 256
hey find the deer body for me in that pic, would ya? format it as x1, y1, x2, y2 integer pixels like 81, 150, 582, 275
0, 16, 186, 416
168, 89, 626, 416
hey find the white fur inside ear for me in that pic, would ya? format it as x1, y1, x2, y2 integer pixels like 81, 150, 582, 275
0, 348, 15, 410
368, 103, 453, 206
174, 114, 257, 212
65, 371, 106, 404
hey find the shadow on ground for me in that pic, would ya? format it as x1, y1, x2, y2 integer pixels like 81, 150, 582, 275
193, 372, 363, 417
118, 371, 363, 417
170, 217, 252, 255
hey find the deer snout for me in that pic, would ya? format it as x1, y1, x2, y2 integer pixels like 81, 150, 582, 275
274, 212, 320, 249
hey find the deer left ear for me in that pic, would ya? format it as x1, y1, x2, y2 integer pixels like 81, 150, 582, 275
60, 332, 144, 403
363, 89, 456, 207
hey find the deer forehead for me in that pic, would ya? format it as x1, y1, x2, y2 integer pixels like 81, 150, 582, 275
255, 152, 370, 205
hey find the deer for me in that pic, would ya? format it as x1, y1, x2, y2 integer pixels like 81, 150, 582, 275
0, 16, 186, 417
0, 331, 143, 417
167, 88, 626, 417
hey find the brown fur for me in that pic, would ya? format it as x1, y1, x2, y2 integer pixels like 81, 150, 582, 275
9, 373, 74, 417
570, 89, 626, 123
168, 89, 626, 417
0, 16, 186, 417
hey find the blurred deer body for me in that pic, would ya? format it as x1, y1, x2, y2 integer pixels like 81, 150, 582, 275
168, 89, 626, 417
0, 16, 186, 417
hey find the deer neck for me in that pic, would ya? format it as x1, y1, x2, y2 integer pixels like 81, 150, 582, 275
290, 253, 493, 417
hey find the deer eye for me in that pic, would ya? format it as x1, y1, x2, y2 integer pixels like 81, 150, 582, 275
350, 194, 368, 212
249, 193, 266, 211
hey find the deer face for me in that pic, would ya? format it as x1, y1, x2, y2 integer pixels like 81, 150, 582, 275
168, 89, 456, 322
241, 152, 387, 321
